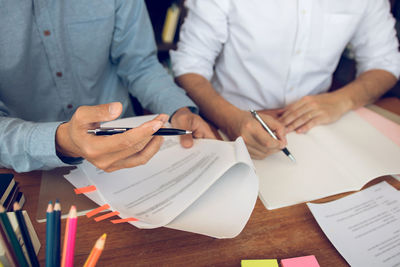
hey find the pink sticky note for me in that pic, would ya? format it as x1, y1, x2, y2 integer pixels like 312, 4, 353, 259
281, 255, 320, 267
355, 107, 400, 146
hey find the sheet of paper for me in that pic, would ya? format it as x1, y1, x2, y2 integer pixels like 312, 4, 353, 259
356, 107, 400, 146
255, 111, 400, 209
307, 182, 400, 267
65, 115, 258, 238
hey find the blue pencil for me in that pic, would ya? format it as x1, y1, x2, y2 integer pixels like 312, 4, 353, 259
45, 201, 55, 267
53, 200, 61, 267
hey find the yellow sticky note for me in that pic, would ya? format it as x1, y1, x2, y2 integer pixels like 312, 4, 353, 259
241, 259, 279, 267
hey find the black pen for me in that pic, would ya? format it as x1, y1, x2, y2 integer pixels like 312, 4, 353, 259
250, 110, 296, 163
87, 127, 192, 136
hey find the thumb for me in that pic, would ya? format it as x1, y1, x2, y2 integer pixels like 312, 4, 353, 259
74, 102, 123, 125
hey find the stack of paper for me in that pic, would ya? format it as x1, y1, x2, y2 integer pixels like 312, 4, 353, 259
65, 115, 259, 239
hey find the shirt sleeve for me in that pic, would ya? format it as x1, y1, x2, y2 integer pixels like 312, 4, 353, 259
170, 0, 230, 80
0, 102, 69, 172
110, 0, 197, 116
351, 0, 400, 78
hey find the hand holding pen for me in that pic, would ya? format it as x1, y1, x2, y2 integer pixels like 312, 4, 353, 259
55, 102, 168, 173
250, 110, 296, 162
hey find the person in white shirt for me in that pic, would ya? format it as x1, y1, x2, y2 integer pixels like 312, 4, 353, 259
171, 0, 400, 159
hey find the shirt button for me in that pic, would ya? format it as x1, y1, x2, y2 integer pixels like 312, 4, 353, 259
44, 30, 51, 36
67, 104, 73, 109
302, 10, 307, 15
56, 72, 63, 77
296, 50, 302, 55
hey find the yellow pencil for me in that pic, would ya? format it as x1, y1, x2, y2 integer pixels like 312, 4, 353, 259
83, 234, 107, 267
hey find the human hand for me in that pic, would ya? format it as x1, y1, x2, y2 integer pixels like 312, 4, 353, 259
55, 102, 169, 172
223, 110, 287, 159
170, 107, 216, 148
279, 93, 350, 133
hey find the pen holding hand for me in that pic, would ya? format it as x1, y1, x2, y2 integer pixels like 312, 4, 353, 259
55, 102, 168, 172
250, 110, 296, 162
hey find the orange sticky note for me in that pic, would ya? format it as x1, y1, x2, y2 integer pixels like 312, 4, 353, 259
86, 204, 110, 218
281, 255, 320, 267
94, 211, 120, 222
111, 217, 139, 224
74, 185, 97, 194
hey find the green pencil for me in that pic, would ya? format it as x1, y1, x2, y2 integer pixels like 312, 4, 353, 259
0, 205, 29, 267
14, 202, 39, 267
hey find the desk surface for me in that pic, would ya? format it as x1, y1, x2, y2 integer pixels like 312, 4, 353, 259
2, 97, 400, 267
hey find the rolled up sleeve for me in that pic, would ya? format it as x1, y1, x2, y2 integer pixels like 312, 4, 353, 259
170, 0, 230, 81
351, 0, 400, 78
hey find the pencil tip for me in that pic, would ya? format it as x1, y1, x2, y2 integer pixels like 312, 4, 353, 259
69, 205, 77, 217
47, 203, 53, 212
13, 202, 21, 211
101, 233, 107, 240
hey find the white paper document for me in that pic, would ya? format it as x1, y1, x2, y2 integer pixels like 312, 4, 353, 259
307, 182, 400, 267
65, 115, 258, 238
254, 111, 400, 209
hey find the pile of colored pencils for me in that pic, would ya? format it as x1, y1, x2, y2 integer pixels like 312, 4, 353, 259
46, 201, 106, 267
0, 204, 39, 267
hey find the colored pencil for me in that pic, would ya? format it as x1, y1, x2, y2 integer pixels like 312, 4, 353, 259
45, 202, 54, 267
83, 233, 107, 267
63, 206, 77, 267
61, 211, 70, 267
54, 200, 61, 267
13, 202, 39, 267
0, 214, 18, 266
0, 205, 28, 267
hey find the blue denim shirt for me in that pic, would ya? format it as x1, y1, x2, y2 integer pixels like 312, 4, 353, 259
0, 0, 196, 172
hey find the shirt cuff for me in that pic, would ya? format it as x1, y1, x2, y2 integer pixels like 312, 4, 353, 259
27, 122, 72, 169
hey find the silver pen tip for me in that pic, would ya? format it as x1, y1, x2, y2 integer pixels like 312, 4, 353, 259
288, 154, 296, 163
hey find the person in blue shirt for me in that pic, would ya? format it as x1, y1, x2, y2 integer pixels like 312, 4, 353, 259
0, 0, 215, 173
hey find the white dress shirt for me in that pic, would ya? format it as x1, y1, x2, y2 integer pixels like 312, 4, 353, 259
171, 0, 400, 110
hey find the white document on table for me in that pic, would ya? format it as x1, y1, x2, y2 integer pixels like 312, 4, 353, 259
65, 115, 258, 238
307, 182, 400, 267
253, 111, 400, 209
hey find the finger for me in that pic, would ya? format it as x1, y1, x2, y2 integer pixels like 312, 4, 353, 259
100, 136, 164, 172
179, 134, 194, 148
285, 111, 315, 132
242, 127, 281, 155
281, 102, 315, 130
191, 120, 216, 139
74, 102, 123, 127
247, 144, 280, 160
296, 114, 324, 133
259, 114, 287, 147
280, 99, 311, 124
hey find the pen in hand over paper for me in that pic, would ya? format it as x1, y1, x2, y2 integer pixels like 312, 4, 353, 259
250, 110, 296, 163
87, 128, 192, 136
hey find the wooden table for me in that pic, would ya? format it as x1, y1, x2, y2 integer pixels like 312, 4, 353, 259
1, 97, 399, 267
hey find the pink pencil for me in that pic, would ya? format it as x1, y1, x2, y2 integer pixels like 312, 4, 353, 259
64, 206, 77, 267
